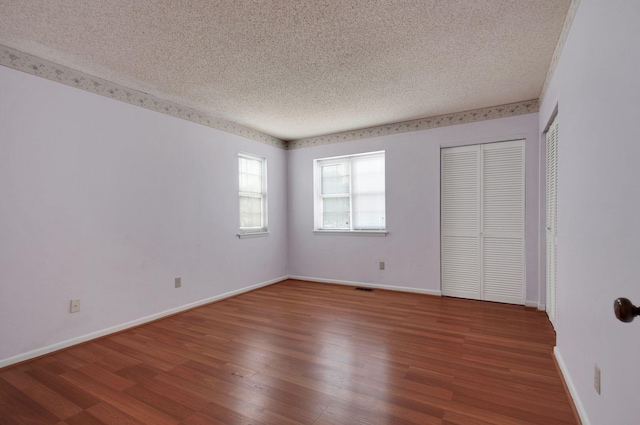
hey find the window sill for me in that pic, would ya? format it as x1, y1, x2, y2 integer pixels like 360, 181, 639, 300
237, 232, 269, 239
313, 230, 388, 237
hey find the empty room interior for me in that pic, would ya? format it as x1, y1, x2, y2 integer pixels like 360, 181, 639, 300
1, 1, 638, 424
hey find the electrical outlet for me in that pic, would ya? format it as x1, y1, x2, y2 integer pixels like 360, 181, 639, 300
379, 261, 385, 270
594, 363, 601, 395
70, 299, 81, 313
175, 277, 182, 288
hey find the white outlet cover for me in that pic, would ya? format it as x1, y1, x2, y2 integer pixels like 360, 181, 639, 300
70, 299, 81, 313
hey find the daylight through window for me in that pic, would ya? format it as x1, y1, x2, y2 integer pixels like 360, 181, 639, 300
314, 151, 385, 232
239, 153, 267, 234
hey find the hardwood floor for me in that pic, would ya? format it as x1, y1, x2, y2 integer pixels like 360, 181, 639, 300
0, 279, 578, 425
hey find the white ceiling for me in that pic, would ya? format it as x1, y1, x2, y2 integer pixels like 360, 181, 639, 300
0, 1, 571, 141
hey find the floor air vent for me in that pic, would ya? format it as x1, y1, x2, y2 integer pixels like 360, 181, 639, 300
355, 287, 374, 292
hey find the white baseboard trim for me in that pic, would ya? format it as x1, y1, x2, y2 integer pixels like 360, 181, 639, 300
288, 275, 442, 296
554, 346, 591, 425
0, 275, 288, 369
525, 301, 546, 311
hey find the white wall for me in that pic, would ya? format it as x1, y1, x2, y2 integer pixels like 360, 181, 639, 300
287, 113, 541, 303
540, 2, 640, 424
0, 66, 288, 365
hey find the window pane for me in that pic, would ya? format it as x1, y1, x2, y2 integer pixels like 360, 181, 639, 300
352, 193, 385, 229
321, 163, 349, 195
239, 157, 263, 194
352, 154, 384, 193
244, 174, 262, 194
240, 196, 262, 228
352, 154, 385, 229
322, 197, 350, 229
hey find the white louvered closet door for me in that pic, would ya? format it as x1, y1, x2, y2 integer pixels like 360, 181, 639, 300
546, 117, 559, 328
441, 145, 481, 300
441, 140, 525, 305
482, 140, 525, 304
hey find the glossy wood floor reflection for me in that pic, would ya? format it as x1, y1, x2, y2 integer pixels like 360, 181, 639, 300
0, 279, 578, 425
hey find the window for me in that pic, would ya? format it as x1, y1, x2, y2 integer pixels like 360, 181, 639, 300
238, 153, 267, 236
314, 151, 386, 233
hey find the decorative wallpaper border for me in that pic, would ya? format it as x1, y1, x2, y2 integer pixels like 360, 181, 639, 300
1, 45, 542, 151
0, 45, 286, 149
540, 0, 581, 102
287, 99, 540, 149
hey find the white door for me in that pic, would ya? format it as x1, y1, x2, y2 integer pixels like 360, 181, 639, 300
441, 140, 525, 305
441, 145, 481, 300
546, 117, 559, 328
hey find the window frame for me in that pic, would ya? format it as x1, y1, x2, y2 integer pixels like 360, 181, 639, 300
238, 152, 268, 237
313, 151, 387, 236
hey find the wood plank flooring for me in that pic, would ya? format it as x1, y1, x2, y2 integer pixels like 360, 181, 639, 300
0, 279, 578, 425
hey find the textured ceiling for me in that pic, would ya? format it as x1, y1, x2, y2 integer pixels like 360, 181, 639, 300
0, 1, 571, 141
